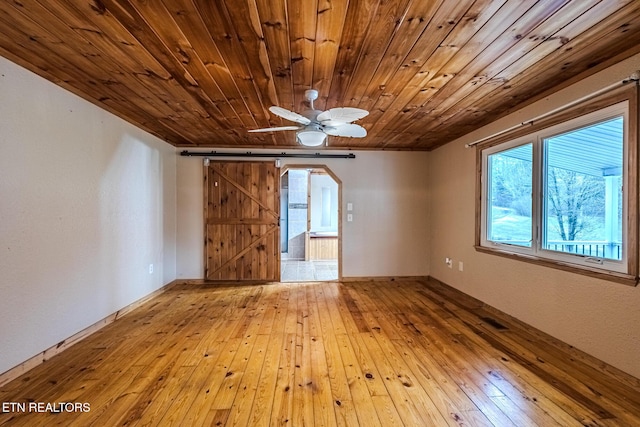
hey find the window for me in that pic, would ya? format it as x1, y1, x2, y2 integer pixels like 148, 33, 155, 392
486, 142, 533, 248
477, 89, 638, 284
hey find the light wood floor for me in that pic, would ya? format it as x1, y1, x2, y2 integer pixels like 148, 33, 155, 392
1, 278, 640, 426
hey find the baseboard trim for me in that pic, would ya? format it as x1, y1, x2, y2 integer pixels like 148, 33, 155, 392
172, 276, 431, 285
341, 275, 429, 282
424, 275, 640, 389
0, 280, 179, 387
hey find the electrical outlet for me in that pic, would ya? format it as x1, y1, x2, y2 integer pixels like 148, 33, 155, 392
347, 214, 353, 222
149, 264, 154, 274
445, 257, 453, 268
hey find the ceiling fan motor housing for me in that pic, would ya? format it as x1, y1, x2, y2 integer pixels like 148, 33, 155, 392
305, 89, 319, 101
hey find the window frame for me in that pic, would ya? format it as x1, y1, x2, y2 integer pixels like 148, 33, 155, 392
475, 85, 638, 286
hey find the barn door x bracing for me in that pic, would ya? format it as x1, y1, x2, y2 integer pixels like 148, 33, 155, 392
204, 161, 280, 281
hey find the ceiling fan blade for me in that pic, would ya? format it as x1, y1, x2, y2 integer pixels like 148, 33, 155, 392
269, 106, 311, 125
317, 107, 369, 124
248, 126, 302, 133
324, 123, 367, 138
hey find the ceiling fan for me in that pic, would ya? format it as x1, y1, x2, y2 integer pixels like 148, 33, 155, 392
249, 89, 369, 146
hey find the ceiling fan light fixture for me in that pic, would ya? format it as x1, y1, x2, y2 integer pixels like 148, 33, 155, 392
297, 129, 327, 147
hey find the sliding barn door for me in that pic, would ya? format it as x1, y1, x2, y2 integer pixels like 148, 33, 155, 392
204, 161, 280, 281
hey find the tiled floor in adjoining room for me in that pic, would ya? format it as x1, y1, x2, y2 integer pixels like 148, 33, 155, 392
281, 258, 338, 282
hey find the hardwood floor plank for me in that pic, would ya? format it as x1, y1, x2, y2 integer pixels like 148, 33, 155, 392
306, 285, 341, 427
167, 336, 244, 425
269, 286, 299, 426
0, 290, 179, 396
210, 336, 259, 411
393, 280, 590, 426
156, 330, 247, 423
351, 282, 494, 426
269, 333, 296, 426
134, 296, 256, 425
313, 283, 360, 427
370, 394, 406, 427
317, 282, 348, 335
334, 333, 386, 427
2, 279, 640, 427
293, 288, 315, 427
379, 281, 571, 426
225, 334, 270, 426
87, 303, 220, 426
1, 290, 214, 426
244, 289, 289, 427
359, 330, 448, 426
310, 336, 338, 427
414, 279, 633, 425
337, 318, 390, 398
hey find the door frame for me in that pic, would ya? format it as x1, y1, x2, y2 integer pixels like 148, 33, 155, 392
280, 164, 342, 281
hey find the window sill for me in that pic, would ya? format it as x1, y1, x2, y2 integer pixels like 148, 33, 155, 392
474, 245, 638, 286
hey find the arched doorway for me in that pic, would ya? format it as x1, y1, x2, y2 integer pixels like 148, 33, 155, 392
280, 165, 342, 282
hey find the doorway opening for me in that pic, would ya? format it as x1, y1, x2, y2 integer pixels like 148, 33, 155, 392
280, 165, 341, 282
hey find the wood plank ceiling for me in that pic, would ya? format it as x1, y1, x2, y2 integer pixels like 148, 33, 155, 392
1, 0, 640, 150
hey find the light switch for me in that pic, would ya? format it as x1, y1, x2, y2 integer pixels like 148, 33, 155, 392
347, 202, 353, 211
347, 214, 353, 222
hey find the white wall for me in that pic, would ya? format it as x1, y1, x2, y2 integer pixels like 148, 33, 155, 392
176, 151, 430, 278
0, 57, 177, 375
428, 54, 640, 378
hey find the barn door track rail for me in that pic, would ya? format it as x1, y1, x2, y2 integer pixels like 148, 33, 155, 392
180, 150, 355, 159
